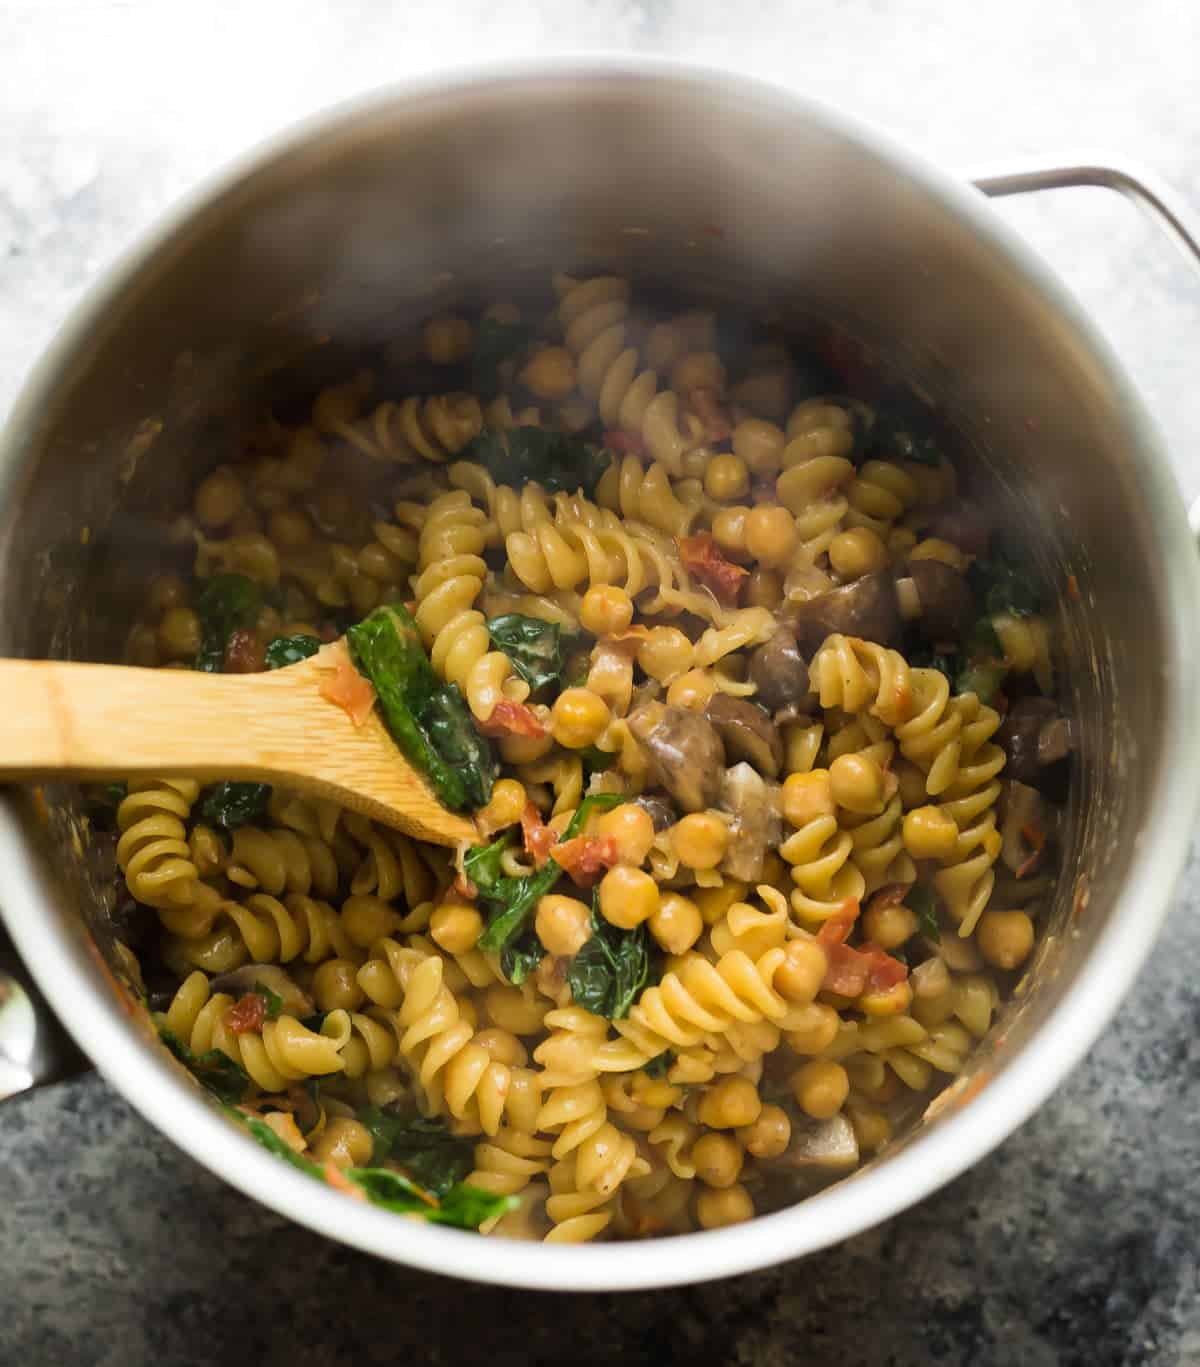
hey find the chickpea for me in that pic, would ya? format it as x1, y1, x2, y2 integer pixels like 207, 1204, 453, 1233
579, 583, 634, 636
535, 893, 593, 958
859, 979, 914, 1017
552, 687, 611, 749
744, 505, 799, 569
264, 505, 312, 553
671, 812, 729, 871
902, 805, 959, 861
599, 865, 660, 930
310, 1117, 374, 1169
341, 894, 400, 948
671, 351, 725, 394
477, 778, 527, 834
976, 909, 1035, 970
782, 769, 836, 827
423, 314, 473, 365
893, 759, 928, 810
148, 574, 188, 616
737, 1103, 791, 1160
312, 957, 366, 1012
637, 627, 694, 682
703, 453, 750, 502
697, 1076, 762, 1130
193, 465, 244, 529
861, 900, 919, 951
693, 879, 750, 926
430, 902, 484, 956
848, 1104, 892, 1154
520, 345, 576, 401
828, 526, 889, 579
156, 606, 202, 661
692, 1132, 744, 1189
696, 1183, 754, 1230
784, 1003, 841, 1055
483, 984, 546, 1036
595, 803, 656, 867
712, 506, 750, 560
666, 667, 718, 711
732, 417, 786, 475
498, 722, 556, 766
473, 1027, 528, 1067
773, 939, 827, 1004
910, 537, 968, 571
790, 1060, 849, 1119
648, 891, 703, 956
744, 568, 783, 609
829, 752, 886, 814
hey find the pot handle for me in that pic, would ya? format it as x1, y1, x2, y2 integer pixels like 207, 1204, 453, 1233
973, 158, 1200, 532
0, 931, 89, 1100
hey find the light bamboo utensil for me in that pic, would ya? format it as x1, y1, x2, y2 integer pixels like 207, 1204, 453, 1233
0, 654, 477, 846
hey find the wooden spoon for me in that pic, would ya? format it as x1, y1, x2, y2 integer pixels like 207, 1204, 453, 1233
0, 653, 477, 846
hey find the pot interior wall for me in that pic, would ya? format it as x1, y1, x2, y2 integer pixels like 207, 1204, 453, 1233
0, 73, 1172, 1162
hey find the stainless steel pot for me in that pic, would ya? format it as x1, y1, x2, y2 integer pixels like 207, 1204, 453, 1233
2, 59, 1199, 1290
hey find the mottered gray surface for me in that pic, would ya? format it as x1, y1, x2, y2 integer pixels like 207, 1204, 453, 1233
2, 3, 1200, 1364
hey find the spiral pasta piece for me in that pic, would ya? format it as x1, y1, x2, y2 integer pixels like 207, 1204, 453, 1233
780, 809, 865, 925
844, 460, 920, 539
162, 970, 346, 1092
810, 633, 915, 728
595, 455, 701, 538
219, 825, 341, 899
893, 667, 963, 794
844, 794, 915, 894
116, 778, 202, 909
333, 393, 483, 464
165, 891, 359, 973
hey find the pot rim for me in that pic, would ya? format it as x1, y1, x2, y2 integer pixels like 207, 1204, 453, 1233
3, 54, 1197, 1291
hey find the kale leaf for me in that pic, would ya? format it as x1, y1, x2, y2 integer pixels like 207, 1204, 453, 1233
354, 1108, 475, 1194
472, 792, 623, 957
566, 901, 653, 1020
193, 572, 261, 672
462, 426, 610, 498
967, 555, 1040, 618
643, 1051, 675, 1079
199, 781, 272, 831
159, 1027, 250, 1105
486, 614, 564, 693
265, 634, 322, 669
471, 317, 532, 399
867, 410, 943, 467
252, 981, 284, 1020
347, 603, 496, 811
907, 882, 940, 944
500, 931, 545, 986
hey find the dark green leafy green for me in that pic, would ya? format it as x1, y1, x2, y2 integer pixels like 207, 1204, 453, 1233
473, 792, 624, 956
867, 411, 943, 467
159, 1027, 250, 1105
566, 902, 652, 1020
955, 660, 1008, 704
354, 1108, 475, 1193
472, 317, 532, 398
967, 555, 1040, 618
643, 1051, 674, 1079
245, 1118, 513, 1230
907, 882, 940, 944
908, 643, 956, 683
95, 781, 128, 807
194, 573, 262, 672
486, 614, 564, 693
300, 1012, 328, 1034
253, 981, 284, 1020
347, 604, 496, 811
265, 634, 322, 669
578, 745, 616, 776
500, 931, 545, 986
462, 426, 610, 498
199, 781, 272, 831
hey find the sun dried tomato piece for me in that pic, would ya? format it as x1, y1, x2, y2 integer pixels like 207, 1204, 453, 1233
476, 699, 547, 739
225, 991, 268, 1034
678, 532, 749, 606
223, 628, 266, 674
688, 387, 731, 443
520, 802, 558, 868
316, 638, 377, 726
552, 833, 620, 887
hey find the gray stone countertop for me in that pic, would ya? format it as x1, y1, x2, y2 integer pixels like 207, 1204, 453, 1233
3, 3, 1200, 1364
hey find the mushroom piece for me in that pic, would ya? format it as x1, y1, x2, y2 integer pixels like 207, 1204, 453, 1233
773, 1114, 860, 1172
209, 963, 314, 1018
627, 702, 726, 813
718, 762, 782, 882
786, 570, 901, 658
746, 630, 815, 713
995, 696, 1059, 786
905, 559, 974, 642
704, 694, 784, 779
923, 499, 991, 557
999, 779, 1050, 874
1037, 717, 1072, 766
633, 793, 679, 833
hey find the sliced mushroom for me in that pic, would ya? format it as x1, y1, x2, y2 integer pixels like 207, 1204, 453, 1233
704, 694, 784, 778
627, 702, 726, 813
747, 630, 815, 713
923, 499, 991, 557
633, 793, 679, 833
786, 570, 900, 657
774, 1114, 860, 1172
999, 780, 1048, 874
1037, 717, 1072, 766
995, 696, 1058, 786
210, 963, 314, 1017
718, 762, 782, 882
906, 559, 974, 641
